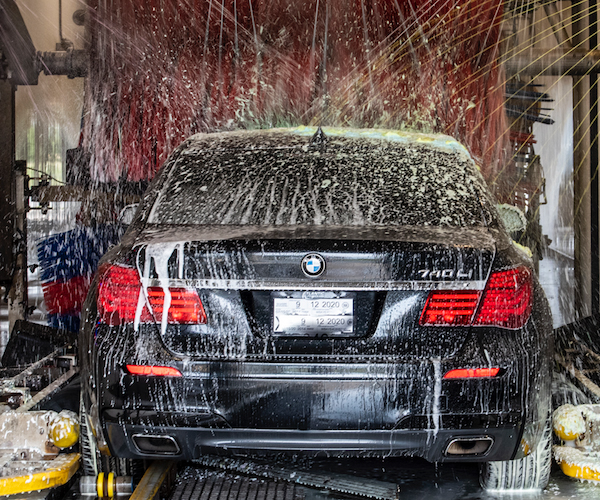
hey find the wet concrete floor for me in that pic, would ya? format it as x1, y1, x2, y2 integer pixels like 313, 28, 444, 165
306, 458, 597, 499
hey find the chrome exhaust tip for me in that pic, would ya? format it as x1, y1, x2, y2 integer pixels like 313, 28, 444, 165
132, 434, 181, 455
445, 437, 494, 456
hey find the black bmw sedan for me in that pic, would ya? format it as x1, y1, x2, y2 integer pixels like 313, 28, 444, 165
79, 127, 553, 491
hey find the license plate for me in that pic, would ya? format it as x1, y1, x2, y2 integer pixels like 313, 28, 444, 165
273, 297, 354, 336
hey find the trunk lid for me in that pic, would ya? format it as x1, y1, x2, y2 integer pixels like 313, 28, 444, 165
130, 225, 496, 359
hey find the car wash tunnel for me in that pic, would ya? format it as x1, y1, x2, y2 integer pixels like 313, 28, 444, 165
5, 0, 600, 499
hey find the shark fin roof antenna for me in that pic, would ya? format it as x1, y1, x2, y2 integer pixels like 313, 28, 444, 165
309, 126, 328, 147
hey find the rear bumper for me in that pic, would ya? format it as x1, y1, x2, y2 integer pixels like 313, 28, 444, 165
93, 320, 552, 463
105, 423, 521, 463
98, 357, 543, 462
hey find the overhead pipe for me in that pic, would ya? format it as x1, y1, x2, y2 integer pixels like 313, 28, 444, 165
38, 50, 88, 79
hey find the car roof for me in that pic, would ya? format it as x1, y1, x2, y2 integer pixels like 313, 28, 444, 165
183, 126, 473, 160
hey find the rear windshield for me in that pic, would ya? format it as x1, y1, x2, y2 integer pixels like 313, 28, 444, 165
148, 143, 492, 227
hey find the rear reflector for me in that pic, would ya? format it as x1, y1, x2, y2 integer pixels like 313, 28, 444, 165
97, 264, 207, 326
126, 364, 183, 377
420, 266, 532, 329
443, 367, 501, 379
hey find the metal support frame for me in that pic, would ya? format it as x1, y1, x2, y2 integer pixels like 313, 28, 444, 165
501, 1, 600, 317
0, 77, 26, 331
0, 79, 14, 287
0, 0, 38, 85
591, 2, 599, 315
8, 161, 27, 330
0, 0, 89, 333
543, 0, 573, 49
0, 0, 88, 82
573, 1, 593, 317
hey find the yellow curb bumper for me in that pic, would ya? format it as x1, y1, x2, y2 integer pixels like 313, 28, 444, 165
0, 453, 80, 495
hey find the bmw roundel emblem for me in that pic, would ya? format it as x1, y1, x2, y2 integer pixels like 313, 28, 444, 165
301, 253, 326, 278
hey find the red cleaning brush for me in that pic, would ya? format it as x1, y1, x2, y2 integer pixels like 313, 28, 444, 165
83, 0, 507, 182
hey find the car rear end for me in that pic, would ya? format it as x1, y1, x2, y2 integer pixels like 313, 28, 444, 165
79, 128, 553, 464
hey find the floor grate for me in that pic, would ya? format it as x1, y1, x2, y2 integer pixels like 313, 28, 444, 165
168, 469, 303, 500
192, 455, 399, 499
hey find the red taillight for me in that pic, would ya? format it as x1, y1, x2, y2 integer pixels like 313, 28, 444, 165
97, 264, 207, 326
97, 264, 146, 325
419, 291, 481, 326
146, 287, 207, 324
126, 364, 182, 377
420, 266, 532, 330
443, 367, 501, 379
473, 266, 532, 329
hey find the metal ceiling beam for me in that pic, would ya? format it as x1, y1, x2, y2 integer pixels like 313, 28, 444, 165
504, 48, 600, 76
